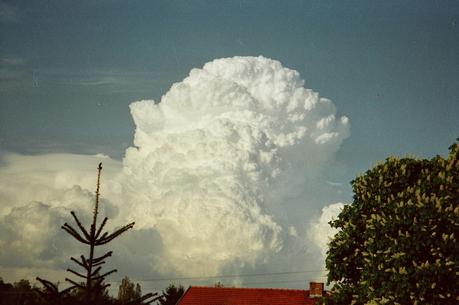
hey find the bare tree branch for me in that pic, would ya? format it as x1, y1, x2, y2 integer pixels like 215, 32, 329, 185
70, 211, 90, 240
36, 277, 58, 293
91, 260, 106, 267
62, 223, 90, 244
66, 268, 87, 279
126, 292, 160, 305
95, 217, 108, 239
96, 222, 135, 245
90, 266, 102, 277
92, 269, 117, 280
70, 256, 88, 270
65, 278, 84, 289
91, 251, 112, 264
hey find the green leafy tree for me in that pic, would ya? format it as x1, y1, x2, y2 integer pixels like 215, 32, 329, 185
325, 140, 459, 304
157, 284, 184, 305
118, 277, 142, 304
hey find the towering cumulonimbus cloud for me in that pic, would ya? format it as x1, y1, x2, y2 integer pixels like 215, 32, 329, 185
0, 56, 350, 283
120, 56, 350, 276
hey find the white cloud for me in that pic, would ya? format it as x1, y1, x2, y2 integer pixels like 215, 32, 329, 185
307, 202, 345, 257
121, 56, 349, 276
0, 153, 121, 217
0, 56, 350, 286
0, 153, 123, 278
303, 202, 345, 283
0, 201, 76, 268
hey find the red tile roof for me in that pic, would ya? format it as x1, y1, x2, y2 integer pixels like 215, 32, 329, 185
177, 286, 319, 305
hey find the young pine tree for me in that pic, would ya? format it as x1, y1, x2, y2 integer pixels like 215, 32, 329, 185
37, 163, 157, 305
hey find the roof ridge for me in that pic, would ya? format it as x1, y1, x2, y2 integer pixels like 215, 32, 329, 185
180, 286, 318, 305
189, 286, 309, 292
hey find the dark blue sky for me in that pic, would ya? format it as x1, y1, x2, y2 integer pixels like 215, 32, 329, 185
1, 0, 458, 183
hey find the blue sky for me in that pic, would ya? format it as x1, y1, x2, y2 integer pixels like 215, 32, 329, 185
2, 1, 458, 172
0, 0, 458, 289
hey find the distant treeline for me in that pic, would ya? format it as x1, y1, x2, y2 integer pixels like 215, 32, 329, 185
0, 277, 184, 305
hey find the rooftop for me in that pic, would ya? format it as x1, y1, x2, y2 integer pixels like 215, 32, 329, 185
176, 286, 319, 305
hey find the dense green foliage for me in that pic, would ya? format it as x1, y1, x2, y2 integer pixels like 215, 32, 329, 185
157, 284, 185, 305
325, 140, 459, 304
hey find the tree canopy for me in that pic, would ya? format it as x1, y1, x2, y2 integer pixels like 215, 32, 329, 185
157, 284, 185, 305
118, 277, 142, 304
0, 278, 44, 305
325, 140, 458, 304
